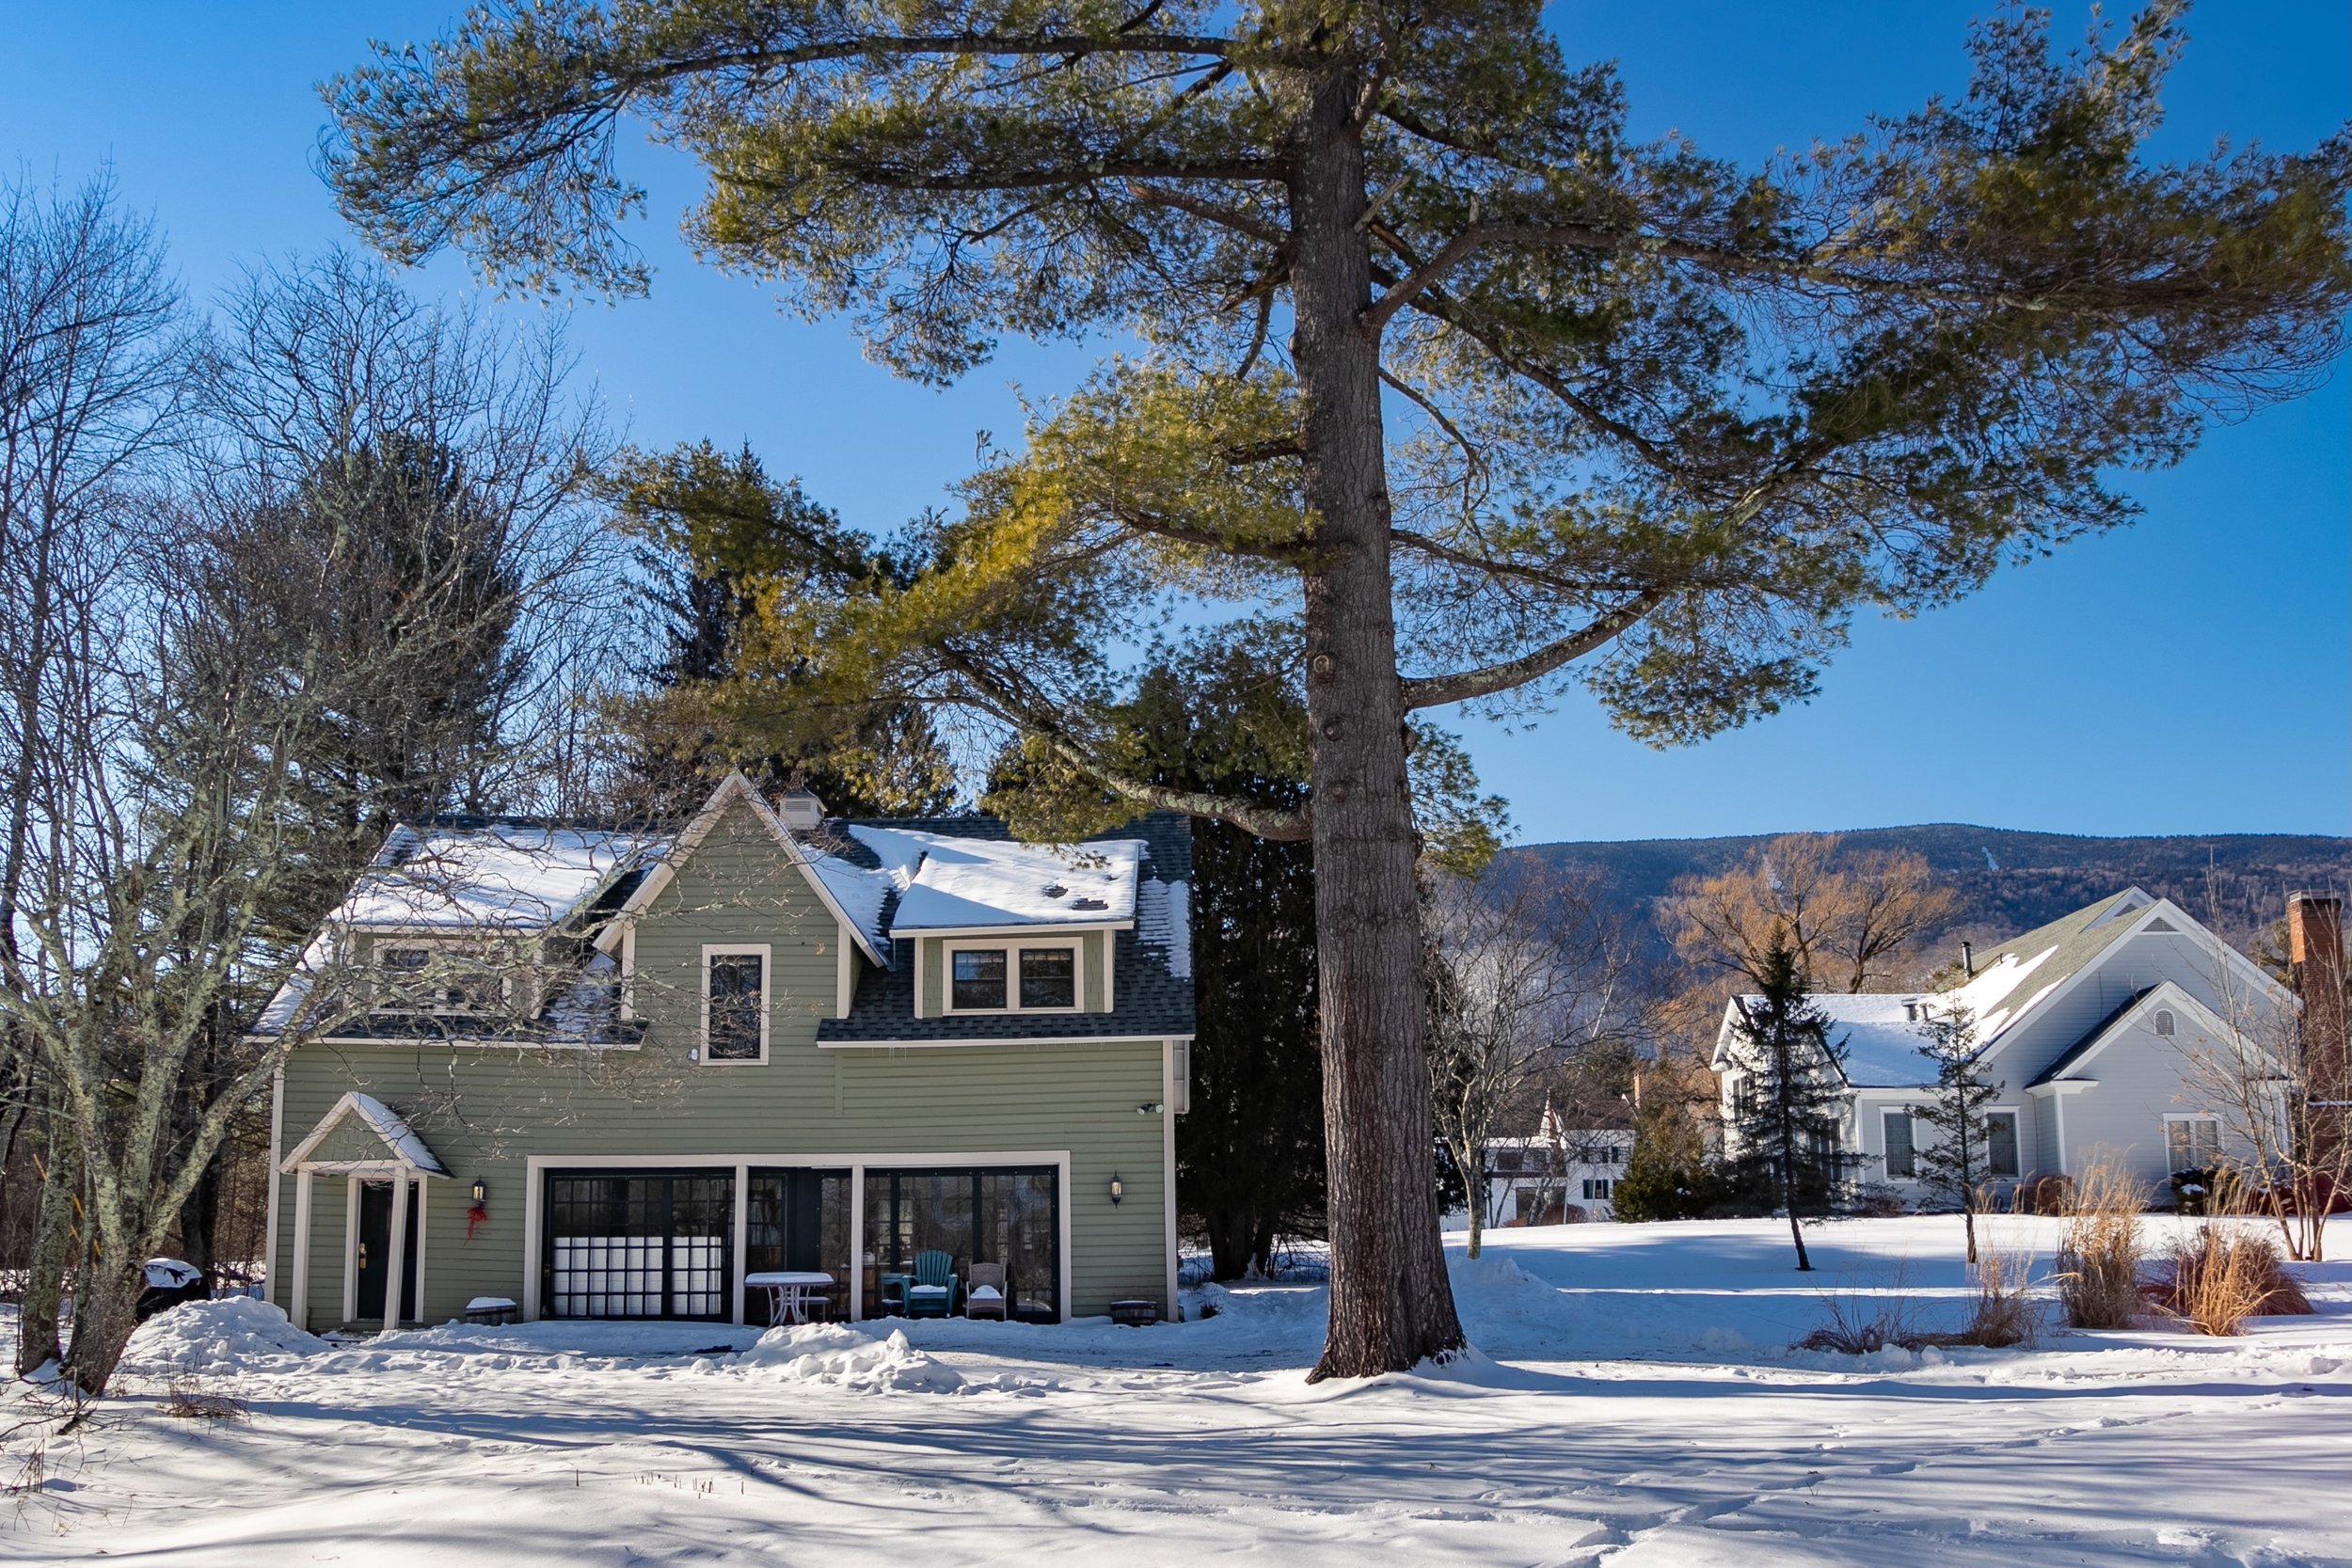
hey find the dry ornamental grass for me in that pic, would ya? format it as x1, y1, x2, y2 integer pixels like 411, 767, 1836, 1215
2147, 1227, 2314, 1337
2056, 1164, 2146, 1330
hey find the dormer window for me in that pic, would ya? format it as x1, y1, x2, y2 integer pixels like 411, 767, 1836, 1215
946, 940, 1080, 1014
374, 942, 507, 1013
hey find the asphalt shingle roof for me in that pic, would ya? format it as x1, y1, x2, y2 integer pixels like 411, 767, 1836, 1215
816, 812, 1196, 1044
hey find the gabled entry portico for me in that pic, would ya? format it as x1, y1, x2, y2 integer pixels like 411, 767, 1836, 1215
277, 1092, 449, 1333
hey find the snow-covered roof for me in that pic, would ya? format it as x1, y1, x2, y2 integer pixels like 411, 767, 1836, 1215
1136, 878, 1192, 980
801, 846, 893, 956
279, 1090, 450, 1176
1716, 888, 2218, 1088
1793, 994, 1942, 1087
339, 822, 663, 931
847, 825, 1144, 933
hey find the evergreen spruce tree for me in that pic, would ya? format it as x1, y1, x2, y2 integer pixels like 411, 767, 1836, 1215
1613, 1086, 1708, 1223
1909, 1006, 1997, 1263
1720, 935, 1856, 1270
614, 443, 958, 818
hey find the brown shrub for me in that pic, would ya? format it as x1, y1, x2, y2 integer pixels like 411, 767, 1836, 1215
1844, 1181, 1909, 1219
2147, 1227, 2313, 1336
1793, 1265, 1922, 1354
2056, 1164, 2145, 1330
159, 1377, 246, 1421
2018, 1175, 2074, 1215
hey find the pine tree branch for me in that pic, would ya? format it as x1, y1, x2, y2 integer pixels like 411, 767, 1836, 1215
1399, 591, 1663, 710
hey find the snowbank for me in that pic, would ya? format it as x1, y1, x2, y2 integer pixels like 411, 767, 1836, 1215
122, 1297, 326, 1374
735, 1323, 965, 1393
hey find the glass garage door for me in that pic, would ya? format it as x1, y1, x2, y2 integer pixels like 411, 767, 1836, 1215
543, 1170, 734, 1320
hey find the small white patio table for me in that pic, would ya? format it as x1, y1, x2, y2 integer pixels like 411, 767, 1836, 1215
745, 1271, 834, 1326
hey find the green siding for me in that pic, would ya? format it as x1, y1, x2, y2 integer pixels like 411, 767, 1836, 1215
273, 798, 1172, 1327
1082, 930, 1105, 1011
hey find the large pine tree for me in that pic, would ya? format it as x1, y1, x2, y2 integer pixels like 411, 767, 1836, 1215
328, 1, 2352, 1374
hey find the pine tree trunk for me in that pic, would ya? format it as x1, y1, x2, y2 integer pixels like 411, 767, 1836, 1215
1293, 67, 1465, 1380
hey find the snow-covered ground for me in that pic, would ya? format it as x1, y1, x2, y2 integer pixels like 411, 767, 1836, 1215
6, 1214, 2349, 1566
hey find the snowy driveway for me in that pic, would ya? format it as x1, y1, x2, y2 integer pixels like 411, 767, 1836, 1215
7, 1216, 2349, 1567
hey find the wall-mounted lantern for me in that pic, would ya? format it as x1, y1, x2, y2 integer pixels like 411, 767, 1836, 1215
470, 1178, 488, 1205
1108, 1174, 1124, 1207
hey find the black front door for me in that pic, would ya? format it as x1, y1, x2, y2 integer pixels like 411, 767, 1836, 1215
355, 1180, 420, 1323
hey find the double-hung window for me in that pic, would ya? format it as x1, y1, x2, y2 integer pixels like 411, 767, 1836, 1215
1985, 1111, 2021, 1179
945, 940, 1081, 1014
1883, 1110, 1917, 1179
703, 945, 769, 1063
2166, 1115, 2221, 1173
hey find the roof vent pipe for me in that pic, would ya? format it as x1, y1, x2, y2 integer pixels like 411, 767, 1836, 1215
1962, 941, 1976, 978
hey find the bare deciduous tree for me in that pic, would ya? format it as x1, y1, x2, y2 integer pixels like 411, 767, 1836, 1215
2181, 897, 2349, 1262
0, 172, 188, 1372
1664, 833, 1957, 993
1426, 863, 1642, 1259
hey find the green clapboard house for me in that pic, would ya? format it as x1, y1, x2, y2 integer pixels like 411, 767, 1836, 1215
258, 773, 1195, 1333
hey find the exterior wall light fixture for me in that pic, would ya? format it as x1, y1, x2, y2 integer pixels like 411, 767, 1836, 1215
1108, 1174, 1124, 1206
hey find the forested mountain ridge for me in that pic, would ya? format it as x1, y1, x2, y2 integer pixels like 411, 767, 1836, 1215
1511, 825, 2352, 965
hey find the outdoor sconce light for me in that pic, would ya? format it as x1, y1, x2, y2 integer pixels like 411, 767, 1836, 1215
1108, 1174, 1124, 1206
1136, 1101, 1164, 1116
470, 1179, 487, 1205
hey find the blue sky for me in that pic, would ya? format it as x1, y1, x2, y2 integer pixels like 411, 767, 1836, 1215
2, 2, 2344, 844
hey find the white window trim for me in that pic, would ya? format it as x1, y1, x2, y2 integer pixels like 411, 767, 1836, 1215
942, 936, 1084, 1017
2162, 1111, 2223, 1172
1881, 1107, 1918, 1180
1983, 1105, 2024, 1180
700, 943, 771, 1067
617, 924, 638, 1022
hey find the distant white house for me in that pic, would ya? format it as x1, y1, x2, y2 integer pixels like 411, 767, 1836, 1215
1443, 1105, 1634, 1228
1710, 888, 2294, 1199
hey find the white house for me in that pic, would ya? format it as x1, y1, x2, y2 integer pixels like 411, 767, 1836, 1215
1443, 1106, 1634, 1227
1711, 888, 2292, 1200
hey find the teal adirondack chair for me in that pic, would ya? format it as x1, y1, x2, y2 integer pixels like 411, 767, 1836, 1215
904, 1250, 960, 1318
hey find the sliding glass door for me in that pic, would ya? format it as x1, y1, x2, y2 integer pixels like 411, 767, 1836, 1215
744, 1168, 852, 1325
862, 1166, 1059, 1322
